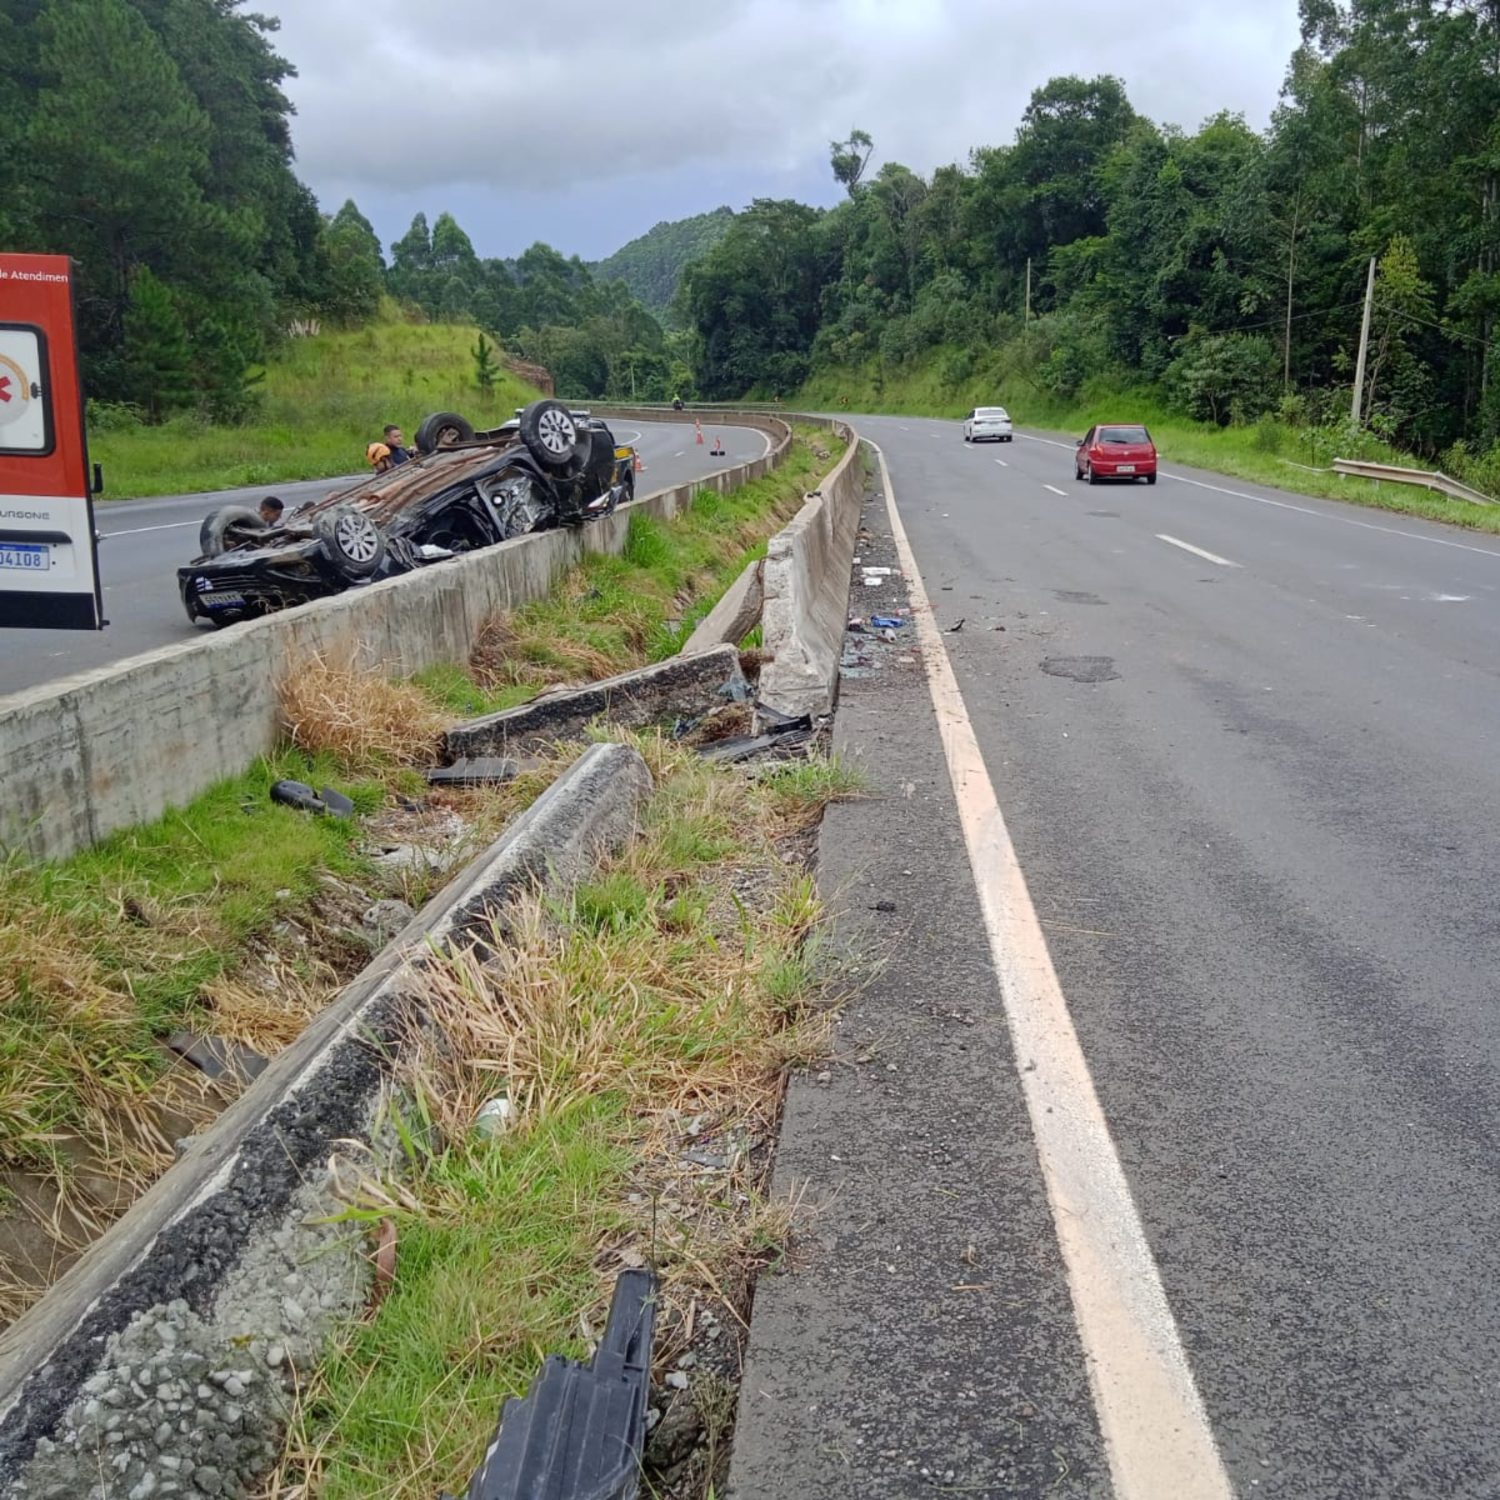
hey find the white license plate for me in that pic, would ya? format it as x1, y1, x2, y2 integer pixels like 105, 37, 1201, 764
1117, 464, 1136, 473
199, 591, 245, 608
0, 543, 48, 572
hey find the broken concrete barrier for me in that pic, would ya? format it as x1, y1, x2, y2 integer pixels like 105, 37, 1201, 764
445, 644, 747, 760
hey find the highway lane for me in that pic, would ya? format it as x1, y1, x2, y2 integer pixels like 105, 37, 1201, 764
0, 418, 766, 699
863, 414, 1500, 1495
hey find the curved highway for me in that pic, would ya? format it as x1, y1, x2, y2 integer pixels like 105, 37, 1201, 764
0, 418, 768, 699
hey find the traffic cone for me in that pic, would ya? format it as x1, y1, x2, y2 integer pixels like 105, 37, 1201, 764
695, 420, 704, 446
633, 450, 644, 474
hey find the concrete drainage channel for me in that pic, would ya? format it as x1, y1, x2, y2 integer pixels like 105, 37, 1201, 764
0, 742, 653, 1499
0, 419, 870, 1498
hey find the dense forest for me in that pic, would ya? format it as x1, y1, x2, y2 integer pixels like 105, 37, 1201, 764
0, 0, 681, 419
591, 208, 737, 317
682, 1, 1500, 468
0, 0, 330, 420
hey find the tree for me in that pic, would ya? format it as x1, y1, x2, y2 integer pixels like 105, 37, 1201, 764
122, 268, 194, 421
25, 0, 211, 375
472, 333, 498, 393
830, 130, 874, 196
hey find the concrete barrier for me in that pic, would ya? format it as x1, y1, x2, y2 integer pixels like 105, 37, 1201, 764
0, 416, 791, 865
0, 741, 653, 1500
756, 422, 865, 721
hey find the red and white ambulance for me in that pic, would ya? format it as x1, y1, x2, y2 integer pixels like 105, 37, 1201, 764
0, 252, 103, 630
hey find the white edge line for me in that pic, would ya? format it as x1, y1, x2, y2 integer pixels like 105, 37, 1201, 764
1155, 534, 1239, 568
872, 440, 1232, 1500
102, 520, 198, 537
1043, 484, 1068, 497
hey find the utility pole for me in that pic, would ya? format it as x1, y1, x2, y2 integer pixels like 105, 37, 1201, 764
1025, 258, 1032, 325
1350, 254, 1376, 425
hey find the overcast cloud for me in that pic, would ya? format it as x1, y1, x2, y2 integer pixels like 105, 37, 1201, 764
261, 0, 1303, 262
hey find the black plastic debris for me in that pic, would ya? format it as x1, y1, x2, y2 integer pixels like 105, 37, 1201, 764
269, 779, 355, 818
320, 786, 356, 818
164, 1032, 269, 1088
449, 1269, 657, 1500
427, 756, 520, 788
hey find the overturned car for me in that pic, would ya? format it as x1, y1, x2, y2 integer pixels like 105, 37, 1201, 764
178, 399, 634, 628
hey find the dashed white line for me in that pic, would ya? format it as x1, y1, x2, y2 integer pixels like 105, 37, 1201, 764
1043, 484, 1068, 497
1157, 533, 1239, 567
1013, 429, 1500, 562
995, 459, 1009, 468
873, 442, 1233, 1500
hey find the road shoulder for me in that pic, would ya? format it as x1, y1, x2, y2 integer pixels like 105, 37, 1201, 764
727, 472, 1109, 1498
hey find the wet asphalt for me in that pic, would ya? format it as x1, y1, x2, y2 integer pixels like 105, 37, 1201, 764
732, 418, 1500, 1497
0, 419, 766, 699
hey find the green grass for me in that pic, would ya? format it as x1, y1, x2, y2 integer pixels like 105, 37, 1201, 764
0, 749, 383, 1171
90, 305, 541, 499
281, 739, 840, 1499
802, 352, 1500, 534
414, 425, 841, 717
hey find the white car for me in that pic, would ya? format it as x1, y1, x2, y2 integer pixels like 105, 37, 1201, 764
963, 406, 1013, 443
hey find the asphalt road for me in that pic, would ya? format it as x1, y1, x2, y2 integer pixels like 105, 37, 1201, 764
786, 414, 1500, 1494
0, 419, 766, 699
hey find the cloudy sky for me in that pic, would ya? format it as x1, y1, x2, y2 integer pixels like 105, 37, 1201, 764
261, 0, 1304, 264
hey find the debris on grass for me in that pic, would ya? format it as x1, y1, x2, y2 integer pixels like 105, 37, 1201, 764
270, 736, 858, 1500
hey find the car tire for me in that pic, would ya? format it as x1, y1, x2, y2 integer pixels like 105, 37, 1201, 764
518, 399, 590, 475
314, 505, 385, 579
1147, 473, 1157, 485
1087, 467, 1099, 485
198, 505, 266, 559
415, 411, 476, 454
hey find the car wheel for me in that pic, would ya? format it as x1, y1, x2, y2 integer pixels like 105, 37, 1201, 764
198, 505, 266, 559
518, 399, 590, 476
1147, 473, 1157, 485
314, 505, 385, 578
1087, 467, 1099, 485
414, 410, 476, 454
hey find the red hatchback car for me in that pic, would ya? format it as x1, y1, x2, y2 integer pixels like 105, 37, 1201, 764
1075, 424, 1158, 484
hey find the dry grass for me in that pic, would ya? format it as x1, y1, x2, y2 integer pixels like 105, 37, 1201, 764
280, 657, 448, 771
271, 737, 850, 1500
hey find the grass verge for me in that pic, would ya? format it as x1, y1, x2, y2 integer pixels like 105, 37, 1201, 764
802, 354, 1500, 534
272, 734, 857, 1500
90, 307, 539, 500
0, 670, 546, 1327
413, 423, 842, 719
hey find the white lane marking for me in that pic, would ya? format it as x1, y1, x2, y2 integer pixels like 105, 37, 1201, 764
1043, 484, 1068, 497
1014, 433, 1500, 563
675, 451, 685, 458
874, 443, 1232, 1500
995, 459, 1009, 468
103, 520, 197, 537
1156, 534, 1239, 568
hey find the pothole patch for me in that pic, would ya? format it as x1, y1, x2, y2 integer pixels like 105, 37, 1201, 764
1041, 655, 1120, 683
1052, 590, 1107, 605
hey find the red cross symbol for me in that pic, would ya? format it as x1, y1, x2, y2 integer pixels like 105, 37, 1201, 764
0, 374, 11, 404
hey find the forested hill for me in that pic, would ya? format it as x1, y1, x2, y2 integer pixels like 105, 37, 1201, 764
591, 208, 737, 315
680, 3, 1500, 472
0, 0, 323, 419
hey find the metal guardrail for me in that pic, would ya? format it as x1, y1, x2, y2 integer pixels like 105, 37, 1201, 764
1332, 458, 1496, 506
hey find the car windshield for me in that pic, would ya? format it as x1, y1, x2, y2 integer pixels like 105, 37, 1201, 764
1099, 426, 1150, 444
976, 407, 1008, 419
